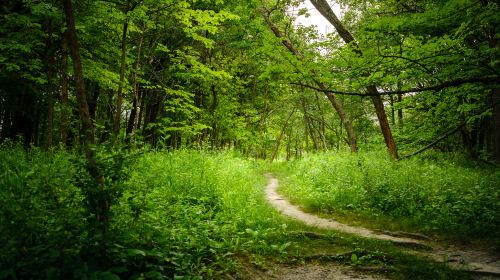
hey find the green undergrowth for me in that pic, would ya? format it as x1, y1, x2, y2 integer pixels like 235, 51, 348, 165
0, 143, 488, 279
274, 150, 500, 242
0, 144, 296, 279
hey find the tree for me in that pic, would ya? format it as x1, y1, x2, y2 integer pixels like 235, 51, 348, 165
310, 0, 399, 160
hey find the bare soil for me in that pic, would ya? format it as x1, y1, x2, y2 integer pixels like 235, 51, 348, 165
238, 263, 388, 280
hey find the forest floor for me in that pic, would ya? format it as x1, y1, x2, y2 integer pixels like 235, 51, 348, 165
263, 173, 500, 280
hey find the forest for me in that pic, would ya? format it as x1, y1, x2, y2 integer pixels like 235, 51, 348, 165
0, 0, 499, 279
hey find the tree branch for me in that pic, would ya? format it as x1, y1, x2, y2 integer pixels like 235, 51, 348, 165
291, 76, 499, 97
400, 99, 500, 160
400, 124, 465, 160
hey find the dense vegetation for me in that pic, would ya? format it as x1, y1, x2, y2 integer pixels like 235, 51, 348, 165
277, 151, 500, 239
0, 143, 288, 278
0, 0, 499, 278
1, 144, 486, 279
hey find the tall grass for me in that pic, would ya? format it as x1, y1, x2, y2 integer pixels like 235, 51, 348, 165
278, 150, 500, 239
0, 145, 290, 279
111, 150, 290, 277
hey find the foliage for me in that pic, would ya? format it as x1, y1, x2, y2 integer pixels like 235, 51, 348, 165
0, 144, 293, 279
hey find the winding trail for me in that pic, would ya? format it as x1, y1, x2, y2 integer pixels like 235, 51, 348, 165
264, 174, 500, 277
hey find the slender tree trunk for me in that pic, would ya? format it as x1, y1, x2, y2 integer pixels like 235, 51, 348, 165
45, 20, 55, 149
63, 0, 107, 226
310, 0, 399, 160
301, 99, 319, 150
114, 19, 129, 135
259, 7, 358, 153
63, 0, 95, 149
324, 91, 357, 152
389, 95, 395, 126
60, 31, 70, 145
397, 94, 403, 130
127, 91, 138, 135
270, 109, 296, 163
210, 83, 218, 148
492, 89, 500, 161
126, 33, 143, 137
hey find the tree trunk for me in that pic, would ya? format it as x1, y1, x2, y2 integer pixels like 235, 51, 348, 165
492, 89, 500, 161
63, 0, 95, 148
60, 31, 70, 145
63, 0, 108, 226
126, 32, 143, 137
45, 20, 55, 149
397, 94, 403, 130
301, 99, 319, 150
310, 0, 399, 160
324, 91, 358, 152
270, 109, 296, 163
114, 19, 129, 135
389, 95, 395, 126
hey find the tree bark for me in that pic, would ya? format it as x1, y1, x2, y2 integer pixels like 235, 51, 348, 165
301, 99, 320, 150
63, 0, 108, 226
45, 20, 55, 149
397, 94, 403, 130
126, 32, 143, 137
310, 0, 399, 160
270, 109, 296, 163
492, 89, 500, 161
259, 7, 358, 153
60, 31, 70, 145
63, 0, 95, 149
114, 19, 129, 135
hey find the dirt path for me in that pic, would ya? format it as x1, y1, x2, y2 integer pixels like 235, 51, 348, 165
239, 263, 388, 280
264, 174, 500, 278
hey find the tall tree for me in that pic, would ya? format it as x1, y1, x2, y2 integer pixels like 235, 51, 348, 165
63, 0, 95, 152
310, 0, 399, 160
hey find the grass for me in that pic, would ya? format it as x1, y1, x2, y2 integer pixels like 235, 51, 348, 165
273, 150, 500, 242
0, 143, 490, 279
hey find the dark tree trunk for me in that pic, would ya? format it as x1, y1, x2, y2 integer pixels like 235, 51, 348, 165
88, 83, 100, 121
137, 89, 145, 130
63, 0, 95, 148
114, 19, 129, 135
492, 89, 500, 161
45, 20, 55, 149
63, 0, 108, 226
389, 95, 395, 126
310, 0, 399, 160
210, 83, 218, 148
397, 94, 403, 130
126, 89, 138, 135
143, 90, 161, 146
60, 31, 70, 145
126, 33, 143, 137
301, 98, 320, 150
369, 87, 399, 160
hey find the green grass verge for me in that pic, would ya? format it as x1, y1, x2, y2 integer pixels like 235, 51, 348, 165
273, 150, 500, 242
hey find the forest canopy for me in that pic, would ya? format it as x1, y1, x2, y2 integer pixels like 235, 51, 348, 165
0, 0, 498, 161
